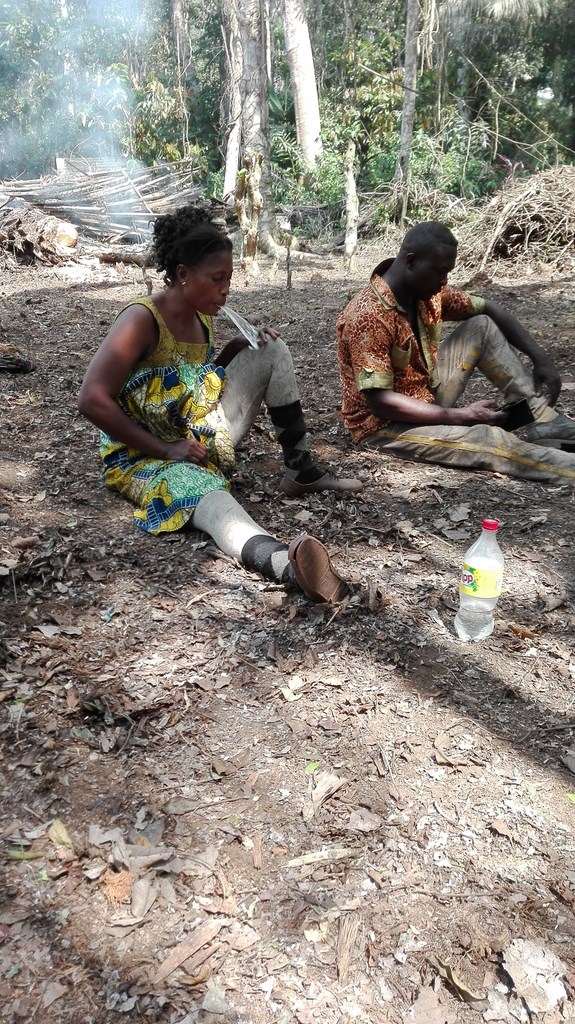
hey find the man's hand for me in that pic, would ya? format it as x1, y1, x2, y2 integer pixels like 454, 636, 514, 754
454, 399, 507, 427
532, 356, 562, 406
163, 438, 209, 466
366, 389, 508, 428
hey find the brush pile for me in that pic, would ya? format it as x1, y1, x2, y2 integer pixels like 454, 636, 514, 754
459, 166, 575, 267
0, 162, 202, 243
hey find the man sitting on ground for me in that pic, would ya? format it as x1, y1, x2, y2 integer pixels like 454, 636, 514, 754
336, 221, 575, 484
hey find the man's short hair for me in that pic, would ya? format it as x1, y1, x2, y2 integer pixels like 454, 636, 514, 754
400, 222, 457, 258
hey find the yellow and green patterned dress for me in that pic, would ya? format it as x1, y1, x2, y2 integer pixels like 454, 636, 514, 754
100, 299, 235, 534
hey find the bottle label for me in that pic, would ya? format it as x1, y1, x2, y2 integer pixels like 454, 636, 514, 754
460, 563, 503, 598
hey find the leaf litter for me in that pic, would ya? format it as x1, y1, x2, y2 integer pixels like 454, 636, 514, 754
1, 255, 575, 1022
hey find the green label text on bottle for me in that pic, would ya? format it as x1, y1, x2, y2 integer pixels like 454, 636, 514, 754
460, 563, 503, 599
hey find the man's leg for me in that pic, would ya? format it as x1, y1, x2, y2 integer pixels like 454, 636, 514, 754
435, 316, 575, 447
366, 420, 575, 483
220, 340, 362, 495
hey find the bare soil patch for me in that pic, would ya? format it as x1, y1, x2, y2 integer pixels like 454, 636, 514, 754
1, 246, 575, 1024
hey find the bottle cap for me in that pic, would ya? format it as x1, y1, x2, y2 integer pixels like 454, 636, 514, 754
482, 518, 499, 531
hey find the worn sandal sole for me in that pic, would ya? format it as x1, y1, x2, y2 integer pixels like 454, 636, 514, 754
288, 534, 349, 604
280, 473, 363, 497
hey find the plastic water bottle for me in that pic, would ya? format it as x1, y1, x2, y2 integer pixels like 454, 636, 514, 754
454, 518, 504, 641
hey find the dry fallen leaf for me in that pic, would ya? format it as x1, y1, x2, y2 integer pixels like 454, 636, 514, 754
154, 919, 228, 984
304, 920, 329, 943
47, 820, 74, 851
560, 747, 575, 775
549, 882, 575, 908
347, 808, 383, 833
502, 938, 568, 1013
131, 877, 158, 919
302, 771, 347, 822
448, 502, 471, 523
87, 825, 124, 847
11, 535, 39, 549
35, 623, 83, 638
488, 819, 512, 838
402, 985, 457, 1024
509, 623, 537, 639
280, 674, 308, 702
41, 982, 67, 1009
226, 923, 260, 952
0, 556, 19, 575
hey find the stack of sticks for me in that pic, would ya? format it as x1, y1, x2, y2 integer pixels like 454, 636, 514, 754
0, 162, 203, 242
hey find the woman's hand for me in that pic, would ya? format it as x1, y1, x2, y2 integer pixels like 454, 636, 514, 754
163, 438, 209, 466
256, 327, 280, 345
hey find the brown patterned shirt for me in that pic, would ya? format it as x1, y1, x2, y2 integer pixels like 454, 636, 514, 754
336, 259, 485, 440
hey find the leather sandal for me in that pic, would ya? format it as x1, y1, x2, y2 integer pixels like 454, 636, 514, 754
288, 534, 349, 604
280, 472, 363, 497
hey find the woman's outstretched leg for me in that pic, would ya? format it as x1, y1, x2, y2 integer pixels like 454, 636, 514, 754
192, 490, 348, 602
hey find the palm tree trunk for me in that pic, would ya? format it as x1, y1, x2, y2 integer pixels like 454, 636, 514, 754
221, 1, 243, 199
282, 0, 323, 169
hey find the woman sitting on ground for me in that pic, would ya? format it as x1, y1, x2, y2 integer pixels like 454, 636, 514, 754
78, 204, 361, 602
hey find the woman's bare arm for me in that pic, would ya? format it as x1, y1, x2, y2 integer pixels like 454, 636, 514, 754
78, 306, 208, 465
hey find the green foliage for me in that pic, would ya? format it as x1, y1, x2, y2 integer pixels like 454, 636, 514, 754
204, 166, 224, 199
411, 112, 497, 197
270, 125, 345, 212
365, 110, 498, 225
131, 78, 188, 164
324, 33, 403, 165
0, 0, 219, 175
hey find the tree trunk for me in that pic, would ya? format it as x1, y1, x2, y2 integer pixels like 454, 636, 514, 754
221, 1, 243, 200
0, 205, 78, 264
343, 140, 358, 273
234, 155, 263, 277
170, 0, 192, 73
236, 0, 281, 256
170, 0, 193, 159
394, 0, 420, 224
282, 0, 323, 169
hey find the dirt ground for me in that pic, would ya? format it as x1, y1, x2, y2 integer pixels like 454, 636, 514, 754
1, 241, 575, 1024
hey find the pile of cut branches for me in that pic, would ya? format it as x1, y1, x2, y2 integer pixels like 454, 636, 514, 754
0, 163, 202, 242
360, 180, 472, 231
459, 166, 575, 268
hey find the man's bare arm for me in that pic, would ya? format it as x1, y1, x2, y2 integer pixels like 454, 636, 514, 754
364, 388, 506, 427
